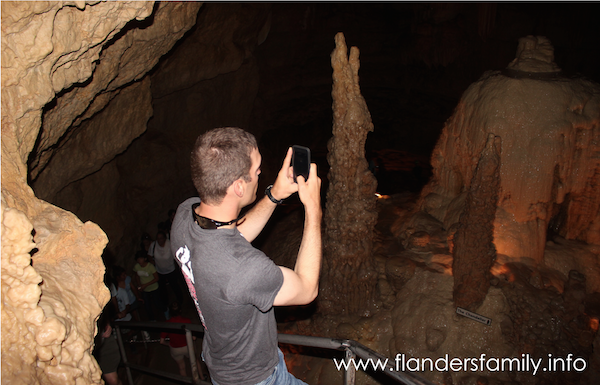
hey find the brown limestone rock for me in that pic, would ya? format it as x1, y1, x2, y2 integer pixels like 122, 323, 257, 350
1, 2, 186, 384
1, 1, 155, 166
29, 1, 203, 181
33, 77, 153, 199
419, 36, 600, 264
452, 134, 501, 311
321, 33, 378, 316
1, 202, 43, 384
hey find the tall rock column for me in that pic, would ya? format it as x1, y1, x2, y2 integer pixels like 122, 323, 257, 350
452, 133, 501, 311
321, 33, 378, 316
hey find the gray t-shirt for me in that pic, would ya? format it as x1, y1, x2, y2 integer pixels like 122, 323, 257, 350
170, 197, 284, 385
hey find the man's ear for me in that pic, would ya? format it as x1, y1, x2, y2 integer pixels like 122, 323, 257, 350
233, 179, 245, 198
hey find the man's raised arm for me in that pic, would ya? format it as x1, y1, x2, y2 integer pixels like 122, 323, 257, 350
273, 163, 322, 306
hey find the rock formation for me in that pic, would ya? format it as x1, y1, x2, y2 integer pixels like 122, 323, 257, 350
3, 2, 600, 384
419, 35, 600, 266
388, 35, 600, 385
452, 133, 501, 311
31, 3, 271, 264
321, 33, 378, 315
1, 2, 201, 383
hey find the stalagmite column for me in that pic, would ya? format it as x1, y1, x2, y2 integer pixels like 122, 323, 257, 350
452, 134, 501, 311
321, 33, 378, 316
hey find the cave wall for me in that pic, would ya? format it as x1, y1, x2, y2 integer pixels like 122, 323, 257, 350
1, 2, 201, 383
36, 3, 272, 267
20, 3, 600, 272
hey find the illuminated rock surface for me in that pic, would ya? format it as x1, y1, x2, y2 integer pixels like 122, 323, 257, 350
321, 32, 379, 316
391, 36, 600, 384
420, 35, 600, 264
1, 2, 200, 384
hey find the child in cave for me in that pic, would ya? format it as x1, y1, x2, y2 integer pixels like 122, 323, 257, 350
133, 250, 168, 322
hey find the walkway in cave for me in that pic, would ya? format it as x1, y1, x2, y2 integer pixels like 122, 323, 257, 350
119, 336, 206, 385
115, 283, 209, 385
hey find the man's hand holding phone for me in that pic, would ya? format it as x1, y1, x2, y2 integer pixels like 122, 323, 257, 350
271, 145, 321, 214
293, 146, 321, 217
292, 145, 311, 183
271, 147, 299, 202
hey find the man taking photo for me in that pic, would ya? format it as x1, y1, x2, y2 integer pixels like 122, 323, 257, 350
171, 127, 322, 385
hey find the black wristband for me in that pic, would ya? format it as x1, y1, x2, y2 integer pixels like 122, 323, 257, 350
265, 185, 284, 205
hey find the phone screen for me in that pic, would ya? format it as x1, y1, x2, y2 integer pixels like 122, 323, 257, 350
292, 145, 311, 183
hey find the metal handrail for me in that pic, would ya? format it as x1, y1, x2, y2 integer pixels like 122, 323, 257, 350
277, 334, 435, 385
113, 321, 435, 385
114, 322, 209, 385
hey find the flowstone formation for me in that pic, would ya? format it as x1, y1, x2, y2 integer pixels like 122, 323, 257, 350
1, 2, 201, 384
386, 35, 600, 384
321, 32, 379, 316
420, 35, 600, 266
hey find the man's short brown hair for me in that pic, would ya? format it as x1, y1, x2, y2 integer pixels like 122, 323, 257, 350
190, 127, 258, 205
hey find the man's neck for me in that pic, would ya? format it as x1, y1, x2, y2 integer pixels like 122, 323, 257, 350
195, 200, 240, 229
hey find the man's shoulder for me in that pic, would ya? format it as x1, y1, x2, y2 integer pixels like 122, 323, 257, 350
174, 197, 201, 221
171, 197, 200, 241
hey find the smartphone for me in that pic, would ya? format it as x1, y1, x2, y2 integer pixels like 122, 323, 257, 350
292, 145, 311, 183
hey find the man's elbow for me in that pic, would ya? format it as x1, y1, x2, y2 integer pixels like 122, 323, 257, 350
302, 284, 319, 305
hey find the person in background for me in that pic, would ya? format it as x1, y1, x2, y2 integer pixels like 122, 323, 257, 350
160, 302, 207, 380
94, 306, 123, 385
111, 265, 150, 344
111, 266, 132, 322
133, 250, 167, 321
140, 232, 153, 256
148, 230, 184, 307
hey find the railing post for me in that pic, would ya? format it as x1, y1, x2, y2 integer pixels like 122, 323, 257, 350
114, 324, 135, 385
185, 327, 201, 385
343, 342, 356, 385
